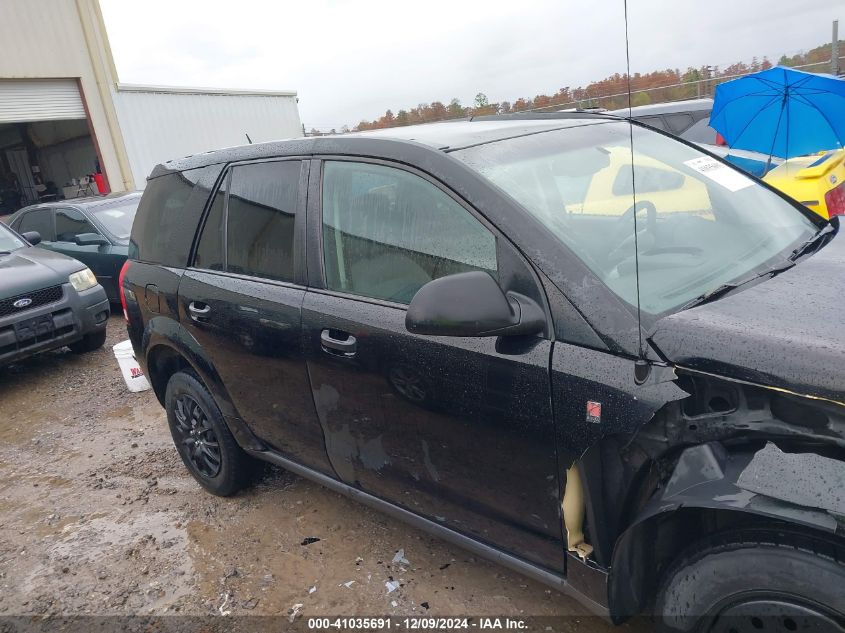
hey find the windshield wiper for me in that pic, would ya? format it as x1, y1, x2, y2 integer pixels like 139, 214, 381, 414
680, 282, 740, 310
680, 259, 795, 311
789, 221, 836, 262
0, 251, 11, 256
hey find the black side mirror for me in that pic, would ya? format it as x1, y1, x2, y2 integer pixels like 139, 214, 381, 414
21, 231, 41, 245
73, 232, 109, 246
405, 271, 544, 337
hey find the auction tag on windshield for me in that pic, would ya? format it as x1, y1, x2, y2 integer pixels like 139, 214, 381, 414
684, 156, 754, 192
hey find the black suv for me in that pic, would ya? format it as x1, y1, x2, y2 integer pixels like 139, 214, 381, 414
125, 117, 845, 630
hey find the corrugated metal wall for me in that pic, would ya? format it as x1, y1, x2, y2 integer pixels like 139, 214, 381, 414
0, 80, 86, 123
114, 89, 302, 187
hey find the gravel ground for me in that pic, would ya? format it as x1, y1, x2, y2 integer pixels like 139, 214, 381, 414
0, 315, 648, 631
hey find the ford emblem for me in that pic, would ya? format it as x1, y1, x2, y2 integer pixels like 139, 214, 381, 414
13, 298, 33, 309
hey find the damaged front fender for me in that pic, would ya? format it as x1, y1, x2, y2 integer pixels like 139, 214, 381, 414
608, 441, 845, 620
551, 343, 688, 465
651, 442, 843, 530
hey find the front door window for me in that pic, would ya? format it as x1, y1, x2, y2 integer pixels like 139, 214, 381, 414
321, 161, 497, 305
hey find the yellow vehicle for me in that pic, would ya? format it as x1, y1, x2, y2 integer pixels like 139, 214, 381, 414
564, 146, 712, 217
763, 149, 845, 219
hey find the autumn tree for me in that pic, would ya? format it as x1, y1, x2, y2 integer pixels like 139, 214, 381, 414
350, 36, 840, 131
430, 101, 448, 120
448, 98, 465, 118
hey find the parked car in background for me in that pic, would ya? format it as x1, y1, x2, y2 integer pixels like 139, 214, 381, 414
608, 100, 778, 176
0, 222, 109, 367
762, 149, 845, 219
8, 192, 141, 303
607, 98, 718, 144
124, 117, 845, 630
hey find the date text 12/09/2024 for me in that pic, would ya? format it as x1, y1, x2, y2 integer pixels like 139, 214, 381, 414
307, 618, 527, 630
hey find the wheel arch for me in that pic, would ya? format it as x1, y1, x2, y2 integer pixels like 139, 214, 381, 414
142, 320, 265, 452
607, 441, 845, 622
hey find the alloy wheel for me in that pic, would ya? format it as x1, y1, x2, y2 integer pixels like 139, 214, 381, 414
173, 394, 222, 478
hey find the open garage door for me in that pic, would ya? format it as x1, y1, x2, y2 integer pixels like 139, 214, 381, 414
0, 80, 86, 124
0, 80, 107, 214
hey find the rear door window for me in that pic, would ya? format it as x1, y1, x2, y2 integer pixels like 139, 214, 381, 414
18, 208, 55, 241
193, 160, 301, 283
226, 161, 299, 282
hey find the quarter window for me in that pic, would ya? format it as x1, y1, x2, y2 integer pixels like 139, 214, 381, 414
321, 161, 497, 305
130, 166, 222, 267
55, 208, 98, 242
18, 208, 54, 241
664, 113, 695, 134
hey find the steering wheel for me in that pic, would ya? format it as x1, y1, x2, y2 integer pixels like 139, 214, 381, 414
606, 200, 658, 268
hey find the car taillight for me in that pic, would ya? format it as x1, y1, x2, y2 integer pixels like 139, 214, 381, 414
715, 132, 726, 146
118, 259, 131, 321
824, 182, 845, 218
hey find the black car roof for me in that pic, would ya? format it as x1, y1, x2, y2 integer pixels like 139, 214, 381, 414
149, 114, 616, 178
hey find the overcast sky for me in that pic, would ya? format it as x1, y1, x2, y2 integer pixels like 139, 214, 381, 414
100, 0, 839, 131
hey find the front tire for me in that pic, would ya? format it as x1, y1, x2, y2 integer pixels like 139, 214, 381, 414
165, 371, 254, 496
68, 329, 107, 353
656, 530, 845, 633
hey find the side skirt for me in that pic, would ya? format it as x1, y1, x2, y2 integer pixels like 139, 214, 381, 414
245, 447, 610, 618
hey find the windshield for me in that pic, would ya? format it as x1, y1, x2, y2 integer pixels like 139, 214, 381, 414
91, 199, 139, 242
0, 223, 27, 253
453, 122, 818, 316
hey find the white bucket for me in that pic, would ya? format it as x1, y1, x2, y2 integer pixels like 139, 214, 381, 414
113, 339, 151, 393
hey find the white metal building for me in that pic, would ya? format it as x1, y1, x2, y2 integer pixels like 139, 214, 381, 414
0, 0, 301, 207
114, 84, 302, 188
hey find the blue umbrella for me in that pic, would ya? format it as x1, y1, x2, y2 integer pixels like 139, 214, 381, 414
709, 66, 845, 160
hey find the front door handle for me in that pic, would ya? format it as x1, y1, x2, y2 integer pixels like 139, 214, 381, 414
188, 301, 211, 323
320, 329, 357, 356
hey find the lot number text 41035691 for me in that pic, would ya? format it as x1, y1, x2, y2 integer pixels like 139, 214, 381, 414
308, 617, 527, 630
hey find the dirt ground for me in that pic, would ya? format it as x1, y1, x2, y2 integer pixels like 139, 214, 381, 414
0, 315, 648, 631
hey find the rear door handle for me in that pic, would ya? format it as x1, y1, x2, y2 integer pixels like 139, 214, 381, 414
320, 329, 357, 356
188, 301, 211, 323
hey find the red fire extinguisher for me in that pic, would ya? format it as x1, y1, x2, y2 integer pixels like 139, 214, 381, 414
93, 172, 108, 194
